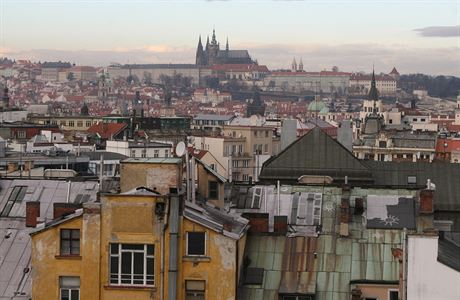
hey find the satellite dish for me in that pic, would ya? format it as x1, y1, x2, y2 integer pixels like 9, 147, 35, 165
175, 141, 186, 157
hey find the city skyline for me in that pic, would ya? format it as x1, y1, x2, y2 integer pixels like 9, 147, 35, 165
0, 0, 459, 75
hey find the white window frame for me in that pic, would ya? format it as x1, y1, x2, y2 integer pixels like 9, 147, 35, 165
186, 232, 207, 256
109, 243, 154, 286
388, 289, 399, 300
59, 276, 80, 300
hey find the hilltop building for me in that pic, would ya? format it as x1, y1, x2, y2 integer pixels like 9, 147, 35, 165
195, 29, 254, 66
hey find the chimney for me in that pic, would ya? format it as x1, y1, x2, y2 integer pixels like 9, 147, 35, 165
243, 213, 269, 233
274, 215, 288, 234
53, 203, 81, 219
26, 202, 40, 227
419, 189, 434, 214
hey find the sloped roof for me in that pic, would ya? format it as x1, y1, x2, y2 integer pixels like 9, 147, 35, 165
0, 179, 98, 299
87, 122, 127, 139
260, 127, 372, 182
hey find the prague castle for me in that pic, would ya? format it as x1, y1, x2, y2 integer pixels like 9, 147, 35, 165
195, 29, 254, 66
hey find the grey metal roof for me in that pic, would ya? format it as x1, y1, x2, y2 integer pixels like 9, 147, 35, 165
437, 233, 460, 272
183, 201, 248, 240
0, 179, 98, 299
260, 127, 372, 182
364, 161, 460, 211
80, 151, 128, 161
217, 50, 251, 59
122, 157, 182, 164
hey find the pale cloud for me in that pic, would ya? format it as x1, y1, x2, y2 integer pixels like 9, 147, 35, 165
1, 43, 459, 76
414, 25, 460, 37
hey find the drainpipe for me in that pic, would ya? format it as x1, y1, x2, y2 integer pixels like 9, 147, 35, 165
168, 194, 180, 300
402, 227, 407, 300
160, 197, 169, 300
99, 154, 104, 191
277, 180, 280, 215
66, 181, 72, 203
191, 156, 196, 204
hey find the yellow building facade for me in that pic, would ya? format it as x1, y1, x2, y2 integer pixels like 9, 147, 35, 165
31, 192, 248, 300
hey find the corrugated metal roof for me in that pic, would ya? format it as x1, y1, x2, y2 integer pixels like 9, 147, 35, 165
238, 235, 317, 299
0, 179, 98, 299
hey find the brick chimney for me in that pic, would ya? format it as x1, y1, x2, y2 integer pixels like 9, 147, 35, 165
26, 201, 40, 227
243, 213, 269, 233
419, 189, 434, 214
53, 203, 81, 219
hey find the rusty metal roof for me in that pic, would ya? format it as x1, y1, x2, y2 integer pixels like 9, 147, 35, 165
238, 235, 317, 299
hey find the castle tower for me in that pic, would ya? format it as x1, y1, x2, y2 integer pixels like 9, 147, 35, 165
207, 29, 220, 66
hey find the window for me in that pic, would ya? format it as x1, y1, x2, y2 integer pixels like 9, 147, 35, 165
130, 150, 136, 157
1, 186, 27, 217
242, 174, 249, 181
389, 290, 399, 300
186, 232, 206, 256
232, 160, 239, 168
238, 144, 243, 154
164, 149, 170, 158
407, 176, 417, 184
141, 149, 146, 158
86, 121, 92, 127
185, 280, 205, 300
110, 243, 154, 286
208, 181, 218, 199
60, 121, 67, 126
17, 130, 26, 139
59, 276, 80, 300
210, 163, 216, 171
69, 121, 75, 127
265, 130, 269, 138
251, 187, 262, 208
77, 121, 83, 127
153, 150, 159, 158
243, 160, 249, 168
60, 229, 80, 256
264, 144, 268, 153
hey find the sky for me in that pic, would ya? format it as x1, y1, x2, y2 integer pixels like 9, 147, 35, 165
0, 0, 459, 75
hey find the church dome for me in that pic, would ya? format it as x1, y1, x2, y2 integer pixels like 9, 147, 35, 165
308, 100, 326, 112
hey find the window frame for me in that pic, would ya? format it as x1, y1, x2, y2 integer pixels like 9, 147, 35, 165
186, 232, 206, 257
208, 181, 219, 199
185, 280, 205, 300
59, 276, 80, 300
109, 243, 155, 287
60, 229, 80, 256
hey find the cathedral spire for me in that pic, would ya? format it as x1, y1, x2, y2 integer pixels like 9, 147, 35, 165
226, 37, 229, 51
298, 58, 304, 71
291, 57, 297, 72
211, 28, 217, 45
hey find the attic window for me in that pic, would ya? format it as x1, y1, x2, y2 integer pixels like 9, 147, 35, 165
407, 176, 417, 184
244, 267, 264, 285
208, 181, 218, 199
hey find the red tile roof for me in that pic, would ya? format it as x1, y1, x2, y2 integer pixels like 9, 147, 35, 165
87, 122, 127, 139
435, 139, 460, 153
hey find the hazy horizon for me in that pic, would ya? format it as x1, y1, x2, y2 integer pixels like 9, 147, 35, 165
1, 0, 459, 75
